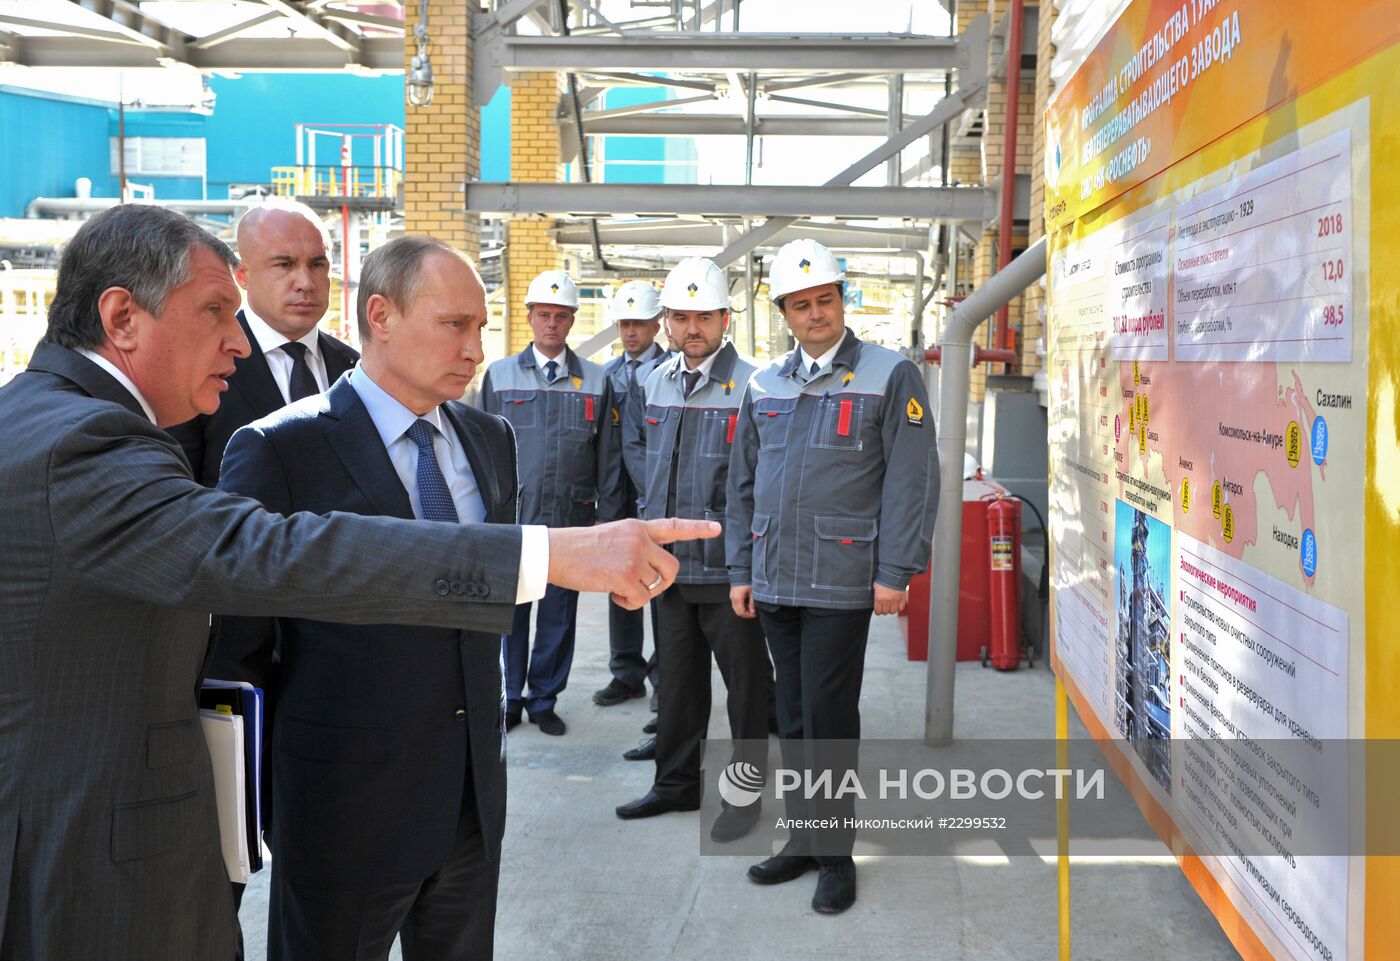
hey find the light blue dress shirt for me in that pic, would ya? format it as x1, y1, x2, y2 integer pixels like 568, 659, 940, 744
348, 365, 487, 524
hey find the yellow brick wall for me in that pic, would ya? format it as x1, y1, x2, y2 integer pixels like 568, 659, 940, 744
506, 70, 565, 355
402, 0, 479, 262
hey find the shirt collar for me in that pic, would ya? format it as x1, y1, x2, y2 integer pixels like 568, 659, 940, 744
76, 348, 157, 424
348, 365, 449, 451
245, 307, 322, 361
680, 347, 721, 383
799, 327, 850, 375
532, 344, 566, 376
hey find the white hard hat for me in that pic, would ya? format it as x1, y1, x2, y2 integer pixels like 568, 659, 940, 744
524, 269, 579, 309
768, 238, 845, 302
659, 257, 730, 311
609, 280, 661, 321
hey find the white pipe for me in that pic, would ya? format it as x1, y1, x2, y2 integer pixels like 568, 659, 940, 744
25, 197, 257, 219
925, 236, 1047, 745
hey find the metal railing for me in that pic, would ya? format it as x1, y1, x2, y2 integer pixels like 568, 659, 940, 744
271, 165, 402, 200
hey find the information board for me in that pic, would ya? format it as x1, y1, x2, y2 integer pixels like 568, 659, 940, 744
1044, 2, 1400, 959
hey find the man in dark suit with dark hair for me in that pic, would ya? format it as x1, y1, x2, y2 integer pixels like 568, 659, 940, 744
167, 198, 358, 486
216, 236, 517, 960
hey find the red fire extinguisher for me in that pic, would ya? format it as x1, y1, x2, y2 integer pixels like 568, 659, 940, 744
982, 492, 1023, 670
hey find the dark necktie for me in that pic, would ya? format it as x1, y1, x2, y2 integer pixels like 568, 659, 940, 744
626, 358, 640, 388
544, 359, 559, 384
406, 419, 459, 523
809, 359, 822, 380
681, 369, 702, 399
281, 341, 320, 401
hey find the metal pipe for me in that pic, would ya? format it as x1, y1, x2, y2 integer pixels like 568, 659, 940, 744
745, 242, 756, 355
993, 0, 1026, 367
924, 236, 1045, 746
25, 197, 257, 218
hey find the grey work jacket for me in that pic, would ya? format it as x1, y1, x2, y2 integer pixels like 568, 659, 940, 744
603, 341, 668, 491
621, 348, 675, 497
479, 344, 621, 527
637, 341, 757, 585
726, 330, 938, 610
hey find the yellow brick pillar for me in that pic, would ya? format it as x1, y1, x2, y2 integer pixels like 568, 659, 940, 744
505, 71, 565, 356
402, 0, 479, 261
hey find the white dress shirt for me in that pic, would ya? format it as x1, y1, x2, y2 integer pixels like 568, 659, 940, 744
244, 309, 330, 403
532, 345, 568, 383
680, 345, 722, 385
76, 349, 157, 424
798, 327, 850, 379
349, 365, 548, 604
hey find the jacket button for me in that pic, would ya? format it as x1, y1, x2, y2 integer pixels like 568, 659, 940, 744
434, 579, 451, 596
451, 580, 466, 596
454, 707, 466, 719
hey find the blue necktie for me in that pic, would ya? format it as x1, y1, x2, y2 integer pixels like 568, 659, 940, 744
809, 359, 821, 380
544, 359, 559, 384
406, 419, 459, 523
281, 341, 320, 401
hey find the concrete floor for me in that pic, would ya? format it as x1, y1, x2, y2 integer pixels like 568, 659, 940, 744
238, 591, 1241, 961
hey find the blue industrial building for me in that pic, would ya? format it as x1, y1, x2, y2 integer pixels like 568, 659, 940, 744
0, 75, 691, 219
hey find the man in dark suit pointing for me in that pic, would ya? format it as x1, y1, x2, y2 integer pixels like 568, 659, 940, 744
168, 198, 358, 486
217, 237, 517, 960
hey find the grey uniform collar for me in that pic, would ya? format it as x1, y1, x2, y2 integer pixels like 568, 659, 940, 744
660, 340, 741, 394
778, 329, 862, 380
517, 342, 584, 381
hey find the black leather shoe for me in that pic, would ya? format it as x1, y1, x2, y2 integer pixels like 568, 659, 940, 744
622, 737, 656, 761
615, 790, 700, 820
642, 718, 658, 735
505, 711, 521, 732
709, 802, 761, 842
528, 709, 566, 736
593, 678, 646, 706
811, 862, 857, 914
748, 846, 818, 885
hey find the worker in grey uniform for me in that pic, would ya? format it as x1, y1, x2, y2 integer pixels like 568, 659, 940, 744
727, 239, 937, 914
479, 270, 621, 736
615, 258, 770, 842
594, 281, 668, 710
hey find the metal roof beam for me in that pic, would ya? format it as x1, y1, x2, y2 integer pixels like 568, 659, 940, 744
260, 0, 360, 57
495, 32, 965, 73
0, 12, 139, 45
9, 34, 401, 69
0, 30, 21, 63
581, 113, 896, 136
576, 71, 717, 92
67, 0, 186, 54
551, 219, 932, 250
188, 10, 283, 49
463, 182, 993, 221
581, 92, 717, 121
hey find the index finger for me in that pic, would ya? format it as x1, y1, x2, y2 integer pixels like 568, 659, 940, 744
642, 517, 722, 544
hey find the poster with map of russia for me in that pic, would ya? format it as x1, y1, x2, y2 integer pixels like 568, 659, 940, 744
1111, 116, 1367, 600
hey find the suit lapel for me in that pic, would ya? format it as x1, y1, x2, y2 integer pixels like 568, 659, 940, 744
318, 331, 357, 383
322, 379, 414, 520
228, 311, 287, 417
442, 403, 503, 516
